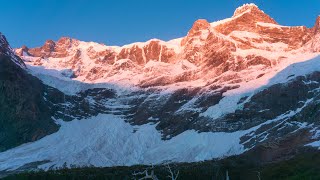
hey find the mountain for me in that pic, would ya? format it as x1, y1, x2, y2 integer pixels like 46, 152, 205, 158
0, 33, 59, 152
0, 33, 114, 153
15, 4, 319, 86
1, 3, 320, 172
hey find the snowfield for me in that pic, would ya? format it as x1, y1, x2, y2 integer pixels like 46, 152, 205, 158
0, 114, 247, 171
2, 68, 320, 171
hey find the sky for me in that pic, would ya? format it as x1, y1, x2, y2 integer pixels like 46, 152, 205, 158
1, 0, 320, 48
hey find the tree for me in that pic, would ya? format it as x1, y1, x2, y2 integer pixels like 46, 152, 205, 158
166, 164, 179, 180
255, 171, 261, 180
226, 170, 230, 180
132, 165, 159, 180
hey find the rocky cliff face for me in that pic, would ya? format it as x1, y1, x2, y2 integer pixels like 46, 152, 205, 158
0, 35, 58, 151
308, 16, 320, 52
1, 3, 320, 172
0, 33, 25, 68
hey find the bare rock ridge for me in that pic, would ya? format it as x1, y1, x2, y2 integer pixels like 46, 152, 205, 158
308, 16, 320, 52
313, 16, 320, 34
215, 3, 278, 35
0, 33, 25, 68
19, 37, 177, 64
181, 19, 211, 46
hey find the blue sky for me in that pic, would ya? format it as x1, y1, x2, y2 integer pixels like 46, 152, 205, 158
1, 0, 319, 48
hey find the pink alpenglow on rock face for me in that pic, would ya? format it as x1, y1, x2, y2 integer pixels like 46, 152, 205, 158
15, 4, 320, 85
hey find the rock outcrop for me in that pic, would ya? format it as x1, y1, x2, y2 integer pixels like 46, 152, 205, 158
0, 40, 57, 151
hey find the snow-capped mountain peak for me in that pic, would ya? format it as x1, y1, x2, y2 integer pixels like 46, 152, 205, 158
15, 4, 320, 87
2, 4, 320, 171
233, 3, 260, 16
232, 3, 277, 24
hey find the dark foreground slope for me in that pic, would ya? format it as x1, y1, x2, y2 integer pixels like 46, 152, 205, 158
0, 34, 59, 151
4, 148, 320, 180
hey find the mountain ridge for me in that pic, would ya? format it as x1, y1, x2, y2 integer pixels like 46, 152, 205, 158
15, 4, 320, 87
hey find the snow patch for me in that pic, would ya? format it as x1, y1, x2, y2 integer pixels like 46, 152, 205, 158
201, 54, 320, 119
308, 140, 320, 149
256, 22, 290, 29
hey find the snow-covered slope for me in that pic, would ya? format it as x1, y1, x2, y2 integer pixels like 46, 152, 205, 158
1, 3, 320, 171
2, 55, 320, 171
0, 114, 246, 170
